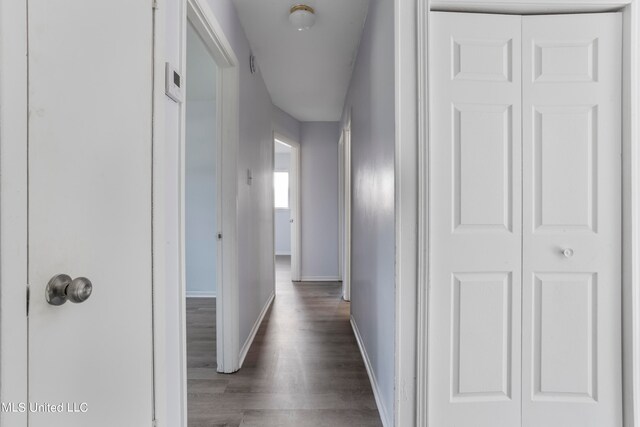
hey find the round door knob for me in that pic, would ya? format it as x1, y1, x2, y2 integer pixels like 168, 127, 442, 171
67, 277, 92, 303
46, 274, 93, 306
562, 248, 575, 258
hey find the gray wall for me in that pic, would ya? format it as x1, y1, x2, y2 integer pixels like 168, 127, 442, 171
300, 121, 340, 280
185, 23, 218, 297
341, 0, 396, 423
274, 152, 291, 255
163, 1, 301, 424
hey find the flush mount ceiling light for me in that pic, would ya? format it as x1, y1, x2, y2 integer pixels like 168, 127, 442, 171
289, 5, 316, 31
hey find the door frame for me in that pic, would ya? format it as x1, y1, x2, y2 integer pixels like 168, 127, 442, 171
273, 132, 301, 281
180, 0, 240, 374
168, 0, 240, 424
339, 117, 352, 301
416, 1, 640, 426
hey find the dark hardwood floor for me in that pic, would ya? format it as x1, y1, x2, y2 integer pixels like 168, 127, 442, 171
186, 255, 383, 426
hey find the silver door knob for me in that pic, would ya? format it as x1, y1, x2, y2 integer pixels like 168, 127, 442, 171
46, 274, 93, 306
562, 248, 575, 258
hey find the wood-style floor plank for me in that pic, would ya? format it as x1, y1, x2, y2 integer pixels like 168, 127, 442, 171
186, 256, 383, 426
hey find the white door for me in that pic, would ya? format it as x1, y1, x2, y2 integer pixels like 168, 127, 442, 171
429, 12, 523, 427
429, 11, 622, 427
521, 13, 622, 427
27, 1, 155, 426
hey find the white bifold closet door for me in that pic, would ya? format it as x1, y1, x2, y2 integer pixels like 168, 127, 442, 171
429, 11, 622, 427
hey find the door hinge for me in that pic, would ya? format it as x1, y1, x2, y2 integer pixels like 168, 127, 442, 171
26, 284, 30, 317
152, 0, 159, 9
217, 233, 223, 240
152, 419, 157, 427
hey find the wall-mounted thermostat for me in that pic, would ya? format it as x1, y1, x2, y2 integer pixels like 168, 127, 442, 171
165, 62, 184, 103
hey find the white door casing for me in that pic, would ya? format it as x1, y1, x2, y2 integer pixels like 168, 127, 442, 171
342, 117, 352, 301
521, 13, 622, 427
290, 141, 301, 282
429, 12, 523, 427
27, 0, 154, 426
429, 11, 622, 427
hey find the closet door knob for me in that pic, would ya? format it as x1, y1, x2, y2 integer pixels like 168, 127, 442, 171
46, 274, 93, 306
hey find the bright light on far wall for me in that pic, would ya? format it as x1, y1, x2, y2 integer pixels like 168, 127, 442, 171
274, 171, 289, 209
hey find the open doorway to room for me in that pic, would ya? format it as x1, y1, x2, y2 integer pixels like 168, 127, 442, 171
273, 133, 301, 288
184, 17, 221, 423
273, 139, 292, 287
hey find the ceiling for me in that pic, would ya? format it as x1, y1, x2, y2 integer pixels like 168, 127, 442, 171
233, 0, 370, 122
186, 22, 217, 101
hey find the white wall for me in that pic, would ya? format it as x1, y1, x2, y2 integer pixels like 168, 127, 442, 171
162, 1, 301, 424
300, 121, 340, 280
341, 0, 396, 423
274, 151, 291, 255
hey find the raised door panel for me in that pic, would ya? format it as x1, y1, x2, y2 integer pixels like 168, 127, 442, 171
533, 105, 597, 232
522, 13, 622, 427
533, 273, 597, 401
452, 272, 513, 400
454, 104, 513, 232
429, 12, 522, 427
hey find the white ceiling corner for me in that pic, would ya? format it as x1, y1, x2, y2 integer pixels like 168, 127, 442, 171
233, 0, 370, 122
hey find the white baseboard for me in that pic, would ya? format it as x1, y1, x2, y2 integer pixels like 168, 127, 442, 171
351, 316, 391, 427
299, 276, 341, 282
185, 291, 216, 298
239, 291, 275, 368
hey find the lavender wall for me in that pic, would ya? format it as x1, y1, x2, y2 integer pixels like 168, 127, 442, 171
300, 122, 341, 280
341, 0, 395, 423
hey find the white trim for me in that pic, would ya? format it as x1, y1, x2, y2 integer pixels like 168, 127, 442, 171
394, 0, 419, 425
338, 130, 344, 283
185, 291, 217, 298
299, 276, 342, 282
416, 2, 640, 426
0, 1, 29, 425
341, 113, 353, 301
273, 132, 301, 282
238, 292, 275, 368
275, 251, 291, 256
351, 317, 392, 427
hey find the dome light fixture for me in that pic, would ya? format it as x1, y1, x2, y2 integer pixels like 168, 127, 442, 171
289, 5, 316, 31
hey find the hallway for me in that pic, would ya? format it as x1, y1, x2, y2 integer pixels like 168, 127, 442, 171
187, 256, 383, 426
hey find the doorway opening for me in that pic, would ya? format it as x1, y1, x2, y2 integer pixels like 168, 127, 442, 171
274, 139, 293, 288
272, 133, 301, 286
184, 17, 221, 424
